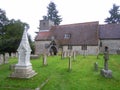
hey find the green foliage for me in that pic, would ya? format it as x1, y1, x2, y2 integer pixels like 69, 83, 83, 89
105, 4, 120, 24
0, 9, 9, 30
0, 8, 34, 54
0, 55, 120, 90
43, 1, 62, 25
0, 19, 30, 54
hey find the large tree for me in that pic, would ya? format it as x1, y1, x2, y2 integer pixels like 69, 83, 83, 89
43, 1, 62, 25
0, 9, 34, 54
0, 9, 9, 40
105, 4, 120, 24
0, 19, 29, 54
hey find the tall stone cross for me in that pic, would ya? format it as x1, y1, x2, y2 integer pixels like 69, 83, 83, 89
100, 47, 112, 78
10, 28, 37, 78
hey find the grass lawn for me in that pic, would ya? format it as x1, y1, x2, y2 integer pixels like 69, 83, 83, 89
0, 54, 120, 90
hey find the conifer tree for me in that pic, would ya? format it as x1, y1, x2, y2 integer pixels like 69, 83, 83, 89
43, 1, 62, 25
105, 4, 120, 24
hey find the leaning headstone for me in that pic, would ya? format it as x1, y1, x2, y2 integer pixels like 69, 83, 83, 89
94, 62, 98, 71
68, 56, 72, 71
0, 54, 4, 65
43, 54, 47, 66
100, 47, 112, 78
4, 53, 9, 64
9, 28, 37, 78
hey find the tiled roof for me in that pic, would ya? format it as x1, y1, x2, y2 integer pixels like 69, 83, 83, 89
99, 23, 120, 39
35, 31, 51, 41
50, 21, 99, 45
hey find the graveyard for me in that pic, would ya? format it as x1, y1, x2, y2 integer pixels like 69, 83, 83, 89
0, 54, 120, 90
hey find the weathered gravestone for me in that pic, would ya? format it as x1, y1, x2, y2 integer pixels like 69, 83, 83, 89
4, 53, 9, 64
63, 51, 67, 58
94, 62, 98, 71
9, 28, 37, 78
73, 51, 76, 61
68, 56, 72, 71
61, 51, 64, 59
100, 47, 112, 78
43, 54, 47, 66
0, 54, 4, 65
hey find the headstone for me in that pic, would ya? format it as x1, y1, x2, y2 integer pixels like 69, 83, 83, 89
100, 47, 112, 78
15, 52, 18, 57
68, 56, 72, 71
63, 51, 66, 58
11, 53, 15, 57
94, 62, 98, 71
9, 28, 37, 78
0, 54, 4, 65
4, 53, 9, 64
73, 51, 76, 61
43, 54, 47, 66
61, 52, 64, 59
9, 64, 15, 71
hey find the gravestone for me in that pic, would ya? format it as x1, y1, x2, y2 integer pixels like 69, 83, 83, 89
9, 28, 37, 78
68, 56, 72, 71
4, 53, 9, 64
11, 53, 16, 57
0, 54, 4, 65
100, 47, 112, 78
61, 51, 64, 59
94, 62, 98, 71
73, 51, 76, 61
63, 51, 66, 58
43, 54, 47, 66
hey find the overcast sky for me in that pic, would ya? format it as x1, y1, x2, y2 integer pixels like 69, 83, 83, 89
0, 0, 120, 39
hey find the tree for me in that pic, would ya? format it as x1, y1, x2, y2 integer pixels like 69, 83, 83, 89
43, 1, 62, 25
105, 4, 120, 24
0, 9, 9, 41
0, 19, 29, 54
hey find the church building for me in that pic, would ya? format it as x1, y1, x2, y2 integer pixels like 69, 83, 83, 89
35, 20, 120, 55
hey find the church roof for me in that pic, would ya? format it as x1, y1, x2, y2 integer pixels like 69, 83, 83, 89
50, 21, 99, 45
99, 23, 120, 39
35, 31, 51, 41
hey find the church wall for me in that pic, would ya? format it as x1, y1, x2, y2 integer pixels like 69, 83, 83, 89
63, 45, 99, 55
35, 41, 51, 55
100, 40, 120, 54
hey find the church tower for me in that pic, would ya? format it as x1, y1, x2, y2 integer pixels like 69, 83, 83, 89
39, 20, 54, 32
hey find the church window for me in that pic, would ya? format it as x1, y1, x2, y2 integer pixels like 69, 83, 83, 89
64, 33, 71, 39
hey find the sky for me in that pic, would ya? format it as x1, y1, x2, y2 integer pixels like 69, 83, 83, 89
0, 0, 120, 40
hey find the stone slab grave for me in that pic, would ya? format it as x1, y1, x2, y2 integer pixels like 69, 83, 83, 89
100, 47, 112, 78
9, 28, 37, 78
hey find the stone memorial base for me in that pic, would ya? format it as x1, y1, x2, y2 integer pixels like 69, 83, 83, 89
100, 69, 112, 78
9, 65, 37, 78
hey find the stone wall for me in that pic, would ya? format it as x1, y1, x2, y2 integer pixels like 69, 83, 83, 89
100, 40, 120, 54
63, 45, 99, 55
35, 41, 51, 55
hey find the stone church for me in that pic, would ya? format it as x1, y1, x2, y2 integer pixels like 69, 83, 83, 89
35, 20, 120, 55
